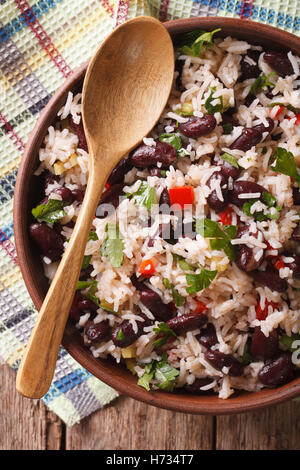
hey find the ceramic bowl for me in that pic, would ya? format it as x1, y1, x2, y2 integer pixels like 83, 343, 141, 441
14, 17, 300, 414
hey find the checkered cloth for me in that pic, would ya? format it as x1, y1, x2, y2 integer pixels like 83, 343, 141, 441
0, 0, 299, 426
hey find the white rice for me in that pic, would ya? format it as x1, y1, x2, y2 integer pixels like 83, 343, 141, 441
34, 34, 300, 400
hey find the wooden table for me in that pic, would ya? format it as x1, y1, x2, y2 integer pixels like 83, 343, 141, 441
1, 363, 300, 450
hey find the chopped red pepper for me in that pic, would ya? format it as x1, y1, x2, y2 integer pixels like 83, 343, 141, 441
169, 186, 195, 208
219, 206, 233, 225
255, 300, 278, 321
193, 300, 207, 314
274, 256, 285, 270
287, 113, 300, 124
271, 105, 285, 117
139, 259, 155, 277
105, 181, 111, 190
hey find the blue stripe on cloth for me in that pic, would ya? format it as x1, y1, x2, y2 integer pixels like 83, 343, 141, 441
215, 0, 300, 31
0, 0, 62, 44
42, 368, 93, 404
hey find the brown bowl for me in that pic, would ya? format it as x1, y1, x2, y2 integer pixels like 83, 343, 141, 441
14, 17, 300, 414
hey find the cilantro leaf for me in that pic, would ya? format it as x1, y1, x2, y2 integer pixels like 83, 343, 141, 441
100, 223, 124, 268
159, 133, 187, 158
172, 254, 196, 271
88, 230, 99, 241
222, 123, 233, 135
137, 354, 179, 392
154, 355, 180, 392
128, 181, 156, 210
162, 278, 185, 307
221, 152, 239, 169
81, 255, 92, 270
153, 321, 179, 348
195, 218, 237, 261
271, 147, 300, 186
249, 73, 275, 96
279, 333, 300, 351
76, 280, 92, 290
179, 29, 221, 57
32, 198, 66, 223
205, 87, 223, 115
186, 267, 217, 294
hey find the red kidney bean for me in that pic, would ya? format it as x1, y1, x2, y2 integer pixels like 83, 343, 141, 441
42, 172, 60, 191
139, 289, 175, 322
184, 377, 215, 393
197, 323, 218, 348
78, 297, 99, 312
237, 245, 264, 272
252, 118, 274, 134
282, 253, 300, 279
179, 115, 216, 139
98, 183, 124, 218
70, 117, 88, 152
292, 187, 300, 205
207, 171, 229, 213
84, 320, 110, 344
235, 225, 265, 272
71, 189, 85, 202
230, 118, 274, 153
131, 274, 147, 291
258, 351, 294, 387
230, 128, 262, 152
69, 292, 84, 321
29, 222, 64, 261
108, 157, 133, 185
214, 156, 241, 179
292, 225, 300, 241
52, 187, 74, 204
240, 50, 261, 81
131, 141, 176, 169
250, 327, 279, 361
111, 314, 152, 348
175, 59, 184, 91
229, 180, 270, 208
166, 313, 208, 336
204, 349, 244, 376
263, 51, 294, 77
250, 268, 288, 292
159, 188, 171, 208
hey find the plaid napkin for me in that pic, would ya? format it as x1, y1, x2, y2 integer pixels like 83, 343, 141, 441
0, 0, 299, 427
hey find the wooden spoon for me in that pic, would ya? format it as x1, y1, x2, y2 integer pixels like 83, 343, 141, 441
16, 16, 174, 398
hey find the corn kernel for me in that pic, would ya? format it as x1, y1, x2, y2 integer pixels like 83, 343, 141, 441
181, 101, 194, 114
125, 358, 137, 375
68, 153, 78, 168
212, 256, 228, 272
53, 161, 65, 175
121, 345, 136, 359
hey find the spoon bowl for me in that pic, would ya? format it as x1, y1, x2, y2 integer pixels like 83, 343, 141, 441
16, 16, 174, 399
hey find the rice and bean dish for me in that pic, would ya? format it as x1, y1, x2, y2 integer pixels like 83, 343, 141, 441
30, 30, 300, 398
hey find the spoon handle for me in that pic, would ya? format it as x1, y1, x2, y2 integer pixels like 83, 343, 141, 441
16, 167, 104, 398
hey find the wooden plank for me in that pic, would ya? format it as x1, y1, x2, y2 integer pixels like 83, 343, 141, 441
0, 363, 63, 450
66, 395, 214, 450
216, 401, 300, 450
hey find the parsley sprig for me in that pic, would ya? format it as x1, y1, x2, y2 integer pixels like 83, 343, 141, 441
162, 278, 185, 307
137, 353, 179, 392
32, 198, 67, 223
195, 218, 237, 261
152, 322, 179, 349
186, 266, 217, 294
179, 29, 221, 57
100, 223, 124, 268
271, 147, 300, 187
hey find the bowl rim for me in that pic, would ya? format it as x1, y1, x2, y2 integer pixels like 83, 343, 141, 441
13, 16, 300, 415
